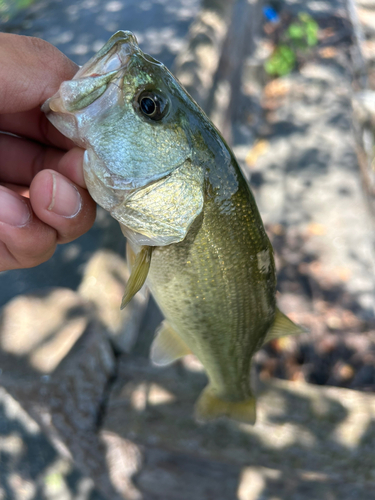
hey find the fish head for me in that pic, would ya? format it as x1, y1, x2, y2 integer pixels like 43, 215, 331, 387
43, 31, 200, 214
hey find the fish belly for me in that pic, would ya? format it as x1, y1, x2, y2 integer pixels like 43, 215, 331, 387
147, 192, 276, 401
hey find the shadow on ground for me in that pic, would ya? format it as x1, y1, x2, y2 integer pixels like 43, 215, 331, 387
0, 0, 375, 498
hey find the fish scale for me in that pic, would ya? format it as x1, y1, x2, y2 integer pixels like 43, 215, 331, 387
147, 166, 276, 401
43, 30, 304, 424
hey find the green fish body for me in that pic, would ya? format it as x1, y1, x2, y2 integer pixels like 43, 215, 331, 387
43, 31, 303, 424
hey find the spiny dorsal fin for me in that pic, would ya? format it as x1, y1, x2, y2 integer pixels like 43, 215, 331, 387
121, 246, 152, 310
150, 320, 192, 366
262, 307, 307, 347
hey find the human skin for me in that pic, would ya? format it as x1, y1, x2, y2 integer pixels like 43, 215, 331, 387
0, 33, 96, 271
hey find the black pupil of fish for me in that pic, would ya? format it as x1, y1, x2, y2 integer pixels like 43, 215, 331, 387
141, 97, 156, 115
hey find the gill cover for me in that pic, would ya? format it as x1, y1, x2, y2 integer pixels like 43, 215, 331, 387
43, 31, 204, 247
112, 160, 204, 246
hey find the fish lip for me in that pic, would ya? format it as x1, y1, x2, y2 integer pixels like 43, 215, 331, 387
42, 30, 164, 143
92, 30, 138, 61
74, 31, 138, 80
42, 30, 161, 117
42, 32, 138, 119
73, 30, 163, 80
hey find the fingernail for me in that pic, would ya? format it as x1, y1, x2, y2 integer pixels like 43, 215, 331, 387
0, 187, 30, 227
48, 172, 81, 217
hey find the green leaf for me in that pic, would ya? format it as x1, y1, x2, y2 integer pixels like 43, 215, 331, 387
288, 23, 305, 40
298, 12, 310, 23
264, 45, 296, 76
286, 13, 319, 49
279, 45, 296, 63
306, 32, 318, 46
0, 0, 36, 21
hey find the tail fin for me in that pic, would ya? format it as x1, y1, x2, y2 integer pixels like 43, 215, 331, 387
194, 385, 256, 425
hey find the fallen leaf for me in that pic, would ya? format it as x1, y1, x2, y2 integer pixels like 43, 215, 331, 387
337, 363, 354, 381
326, 314, 343, 330
269, 223, 285, 235
264, 79, 291, 99
245, 139, 269, 167
337, 267, 351, 282
307, 222, 327, 236
319, 46, 338, 59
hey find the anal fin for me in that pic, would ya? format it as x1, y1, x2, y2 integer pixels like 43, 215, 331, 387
195, 385, 256, 425
262, 307, 307, 347
150, 321, 192, 366
121, 246, 152, 310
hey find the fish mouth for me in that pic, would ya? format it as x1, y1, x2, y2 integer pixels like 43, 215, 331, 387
74, 31, 138, 80
42, 31, 139, 116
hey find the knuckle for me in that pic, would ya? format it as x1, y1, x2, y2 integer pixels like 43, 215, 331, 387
31, 146, 47, 177
0, 238, 56, 271
28, 35, 53, 55
57, 204, 96, 244
19, 242, 56, 268
12, 223, 57, 267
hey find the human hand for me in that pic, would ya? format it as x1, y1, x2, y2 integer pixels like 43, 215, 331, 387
0, 34, 96, 271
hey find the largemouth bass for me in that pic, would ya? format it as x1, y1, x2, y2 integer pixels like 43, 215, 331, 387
43, 31, 304, 424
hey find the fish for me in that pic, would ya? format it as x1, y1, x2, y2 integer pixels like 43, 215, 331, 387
43, 31, 304, 424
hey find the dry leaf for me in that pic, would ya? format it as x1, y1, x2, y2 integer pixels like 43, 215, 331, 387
245, 139, 269, 167
319, 46, 338, 59
307, 222, 327, 236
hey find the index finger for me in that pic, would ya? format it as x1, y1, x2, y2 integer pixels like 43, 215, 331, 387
0, 33, 78, 114
0, 34, 78, 149
0, 107, 75, 151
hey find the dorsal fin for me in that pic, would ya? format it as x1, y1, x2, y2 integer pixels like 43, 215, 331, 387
150, 321, 192, 366
262, 307, 306, 347
121, 246, 152, 309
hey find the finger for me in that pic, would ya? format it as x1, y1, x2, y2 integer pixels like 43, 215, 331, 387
0, 165, 96, 271
0, 186, 57, 271
0, 183, 29, 196
57, 148, 87, 188
0, 33, 78, 114
0, 132, 64, 186
29, 169, 96, 244
0, 108, 75, 150
0, 133, 86, 188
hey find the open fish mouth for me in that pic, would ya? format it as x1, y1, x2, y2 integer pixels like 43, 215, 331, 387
74, 30, 138, 79
42, 29, 193, 206
42, 31, 138, 116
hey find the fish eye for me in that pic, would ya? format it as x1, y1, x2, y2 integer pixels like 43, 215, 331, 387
137, 91, 168, 121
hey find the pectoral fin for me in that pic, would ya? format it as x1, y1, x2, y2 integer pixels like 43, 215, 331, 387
261, 307, 306, 346
150, 321, 192, 366
121, 246, 152, 309
195, 385, 256, 425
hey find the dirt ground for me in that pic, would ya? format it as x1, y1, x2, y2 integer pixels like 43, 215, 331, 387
0, 0, 375, 499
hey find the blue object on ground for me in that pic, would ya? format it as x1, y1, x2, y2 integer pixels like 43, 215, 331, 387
263, 6, 279, 23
